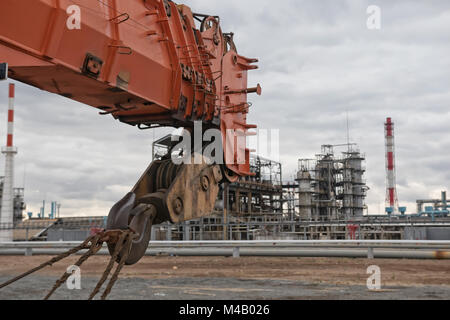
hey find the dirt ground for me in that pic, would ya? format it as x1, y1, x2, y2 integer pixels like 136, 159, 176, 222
0, 256, 449, 300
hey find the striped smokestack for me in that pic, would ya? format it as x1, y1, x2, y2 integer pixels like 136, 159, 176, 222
7, 83, 14, 146
0, 83, 18, 242
385, 117, 398, 213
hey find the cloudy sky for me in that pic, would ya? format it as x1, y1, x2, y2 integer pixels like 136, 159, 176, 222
0, 0, 449, 217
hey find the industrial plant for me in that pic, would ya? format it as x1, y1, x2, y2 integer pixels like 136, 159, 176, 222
2, 131, 448, 242
0, 115, 449, 242
0, 0, 448, 303
297, 144, 368, 221
0, 2, 447, 246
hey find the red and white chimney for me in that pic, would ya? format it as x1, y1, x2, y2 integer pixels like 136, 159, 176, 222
0, 83, 18, 242
385, 117, 398, 213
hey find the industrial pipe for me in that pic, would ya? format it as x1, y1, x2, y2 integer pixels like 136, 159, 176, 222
0, 248, 449, 260
1, 241, 450, 260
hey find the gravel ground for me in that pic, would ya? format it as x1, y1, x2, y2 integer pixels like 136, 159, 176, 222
0, 256, 449, 300
1, 275, 450, 300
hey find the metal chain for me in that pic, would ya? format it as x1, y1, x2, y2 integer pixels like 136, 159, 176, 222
44, 234, 103, 300
88, 231, 129, 300
100, 232, 135, 300
0, 229, 136, 300
0, 235, 95, 290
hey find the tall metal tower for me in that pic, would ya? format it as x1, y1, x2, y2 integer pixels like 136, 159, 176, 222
385, 117, 399, 212
0, 83, 17, 242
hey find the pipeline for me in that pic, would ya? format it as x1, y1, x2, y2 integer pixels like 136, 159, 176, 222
1, 247, 449, 260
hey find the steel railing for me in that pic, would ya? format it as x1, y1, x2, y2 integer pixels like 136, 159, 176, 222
0, 240, 449, 259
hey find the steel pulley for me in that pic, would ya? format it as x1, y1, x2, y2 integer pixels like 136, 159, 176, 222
105, 160, 179, 265
105, 155, 223, 265
106, 192, 157, 266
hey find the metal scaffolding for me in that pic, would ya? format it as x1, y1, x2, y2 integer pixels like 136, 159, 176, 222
297, 144, 369, 221
0, 177, 26, 225
218, 155, 283, 216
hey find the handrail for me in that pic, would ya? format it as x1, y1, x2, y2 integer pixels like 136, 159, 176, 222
1, 240, 450, 248
1, 240, 449, 259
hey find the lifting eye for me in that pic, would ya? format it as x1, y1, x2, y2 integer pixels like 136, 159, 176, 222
200, 16, 219, 32
223, 32, 237, 53
200, 16, 221, 45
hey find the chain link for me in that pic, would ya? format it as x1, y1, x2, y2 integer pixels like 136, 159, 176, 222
0, 229, 136, 300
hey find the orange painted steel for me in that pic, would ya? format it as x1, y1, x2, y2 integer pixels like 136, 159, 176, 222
0, 0, 259, 177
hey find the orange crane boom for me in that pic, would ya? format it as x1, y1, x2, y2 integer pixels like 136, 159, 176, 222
0, 0, 260, 265
0, 0, 259, 177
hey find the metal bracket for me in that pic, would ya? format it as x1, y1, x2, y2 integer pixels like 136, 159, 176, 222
137, 124, 163, 130
99, 103, 137, 115
163, 0, 171, 17
109, 13, 130, 24
108, 45, 133, 55
166, 156, 221, 223
82, 54, 103, 79
0, 63, 8, 80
